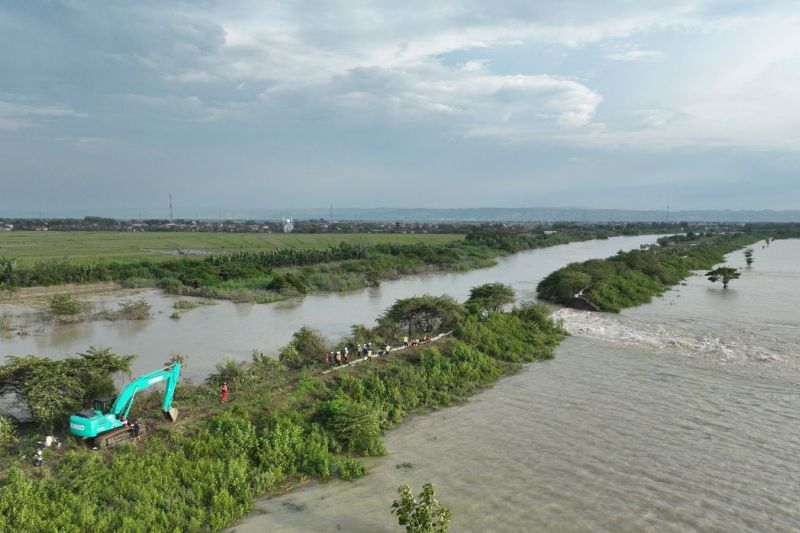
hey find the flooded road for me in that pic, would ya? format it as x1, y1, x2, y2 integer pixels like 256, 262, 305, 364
231, 239, 800, 532
1, 235, 660, 379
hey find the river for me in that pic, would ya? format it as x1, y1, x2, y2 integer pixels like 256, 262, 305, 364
0, 234, 659, 379
229, 238, 800, 532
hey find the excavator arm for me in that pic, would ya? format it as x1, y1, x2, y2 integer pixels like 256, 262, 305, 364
69, 362, 182, 441
112, 362, 182, 421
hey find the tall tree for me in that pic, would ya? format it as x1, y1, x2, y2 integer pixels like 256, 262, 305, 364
705, 267, 740, 289
381, 295, 465, 338
466, 283, 515, 312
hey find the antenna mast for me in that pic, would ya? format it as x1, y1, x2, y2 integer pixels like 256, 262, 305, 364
169, 194, 174, 223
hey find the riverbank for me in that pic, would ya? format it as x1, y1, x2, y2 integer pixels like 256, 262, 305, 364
536, 227, 800, 312
0, 234, 665, 379
0, 225, 683, 306
0, 289, 564, 532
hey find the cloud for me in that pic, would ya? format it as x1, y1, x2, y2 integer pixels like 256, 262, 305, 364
608, 49, 665, 61
0, 99, 87, 130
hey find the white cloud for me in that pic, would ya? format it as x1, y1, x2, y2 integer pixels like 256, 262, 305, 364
608, 49, 665, 61
0, 100, 86, 130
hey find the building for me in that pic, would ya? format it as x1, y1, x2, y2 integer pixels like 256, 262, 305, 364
282, 218, 294, 233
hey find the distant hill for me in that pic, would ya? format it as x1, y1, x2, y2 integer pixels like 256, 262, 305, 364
3, 207, 800, 223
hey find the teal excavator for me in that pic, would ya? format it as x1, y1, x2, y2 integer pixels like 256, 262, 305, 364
69, 363, 181, 447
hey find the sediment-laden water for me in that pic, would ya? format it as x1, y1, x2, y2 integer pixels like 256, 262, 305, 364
230, 240, 800, 532
0, 235, 660, 379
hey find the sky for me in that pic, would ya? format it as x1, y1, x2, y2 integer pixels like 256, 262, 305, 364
1, 1, 799, 216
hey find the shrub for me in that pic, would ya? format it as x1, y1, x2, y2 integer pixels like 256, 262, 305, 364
324, 396, 385, 456
279, 326, 327, 370
47, 294, 91, 316
334, 456, 367, 480
0, 315, 13, 332
0, 416, 17, 448
206, 356, 248, 387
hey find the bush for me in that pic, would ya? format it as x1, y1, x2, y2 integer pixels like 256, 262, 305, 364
279, 326, 327, 370
0, 315, 13, 332
47, 294, 92, 316
0, 417, 17, 448
206, 356, 248, 387
334, 456, 367, 480
323, 396, 385, 456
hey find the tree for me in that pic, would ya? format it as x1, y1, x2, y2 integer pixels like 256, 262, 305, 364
0, 348, 134, 431
466, 283, 515, 312
381, 295, 465, 338
705, 266, 740, 289
744, 248, 754, 266
278, 326, 328, 370
391, 482, 452, 533
537, 268, 592, 303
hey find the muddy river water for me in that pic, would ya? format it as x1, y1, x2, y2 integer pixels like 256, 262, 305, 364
1, 234, 659, 379
230, 238, 800, 532
3, 235, 798, 532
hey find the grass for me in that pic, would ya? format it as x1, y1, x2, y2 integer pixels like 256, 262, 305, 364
0, 315, 13, 332
0, 232, 464, 266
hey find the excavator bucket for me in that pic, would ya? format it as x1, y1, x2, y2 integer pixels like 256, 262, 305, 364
164, 407, 179, 423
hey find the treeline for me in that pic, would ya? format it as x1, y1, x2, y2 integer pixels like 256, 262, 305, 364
537, 227, 800, 312
1, 223, 717, 301
0, 286, 564, 532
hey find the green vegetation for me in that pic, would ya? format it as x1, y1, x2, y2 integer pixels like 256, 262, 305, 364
278, 326, 329, 370
380, 295, 465, 338
0, 231, 464, 266
0, 287, 564, 532
537, 228, 800, 312
47, 294, 92, 316
174, 299, 200, 310
0, 347, 134, 431
0, 315, 13, 332
705, 267, 740, 289
97, 299, 152, 321
0, 418, 17, 449
465, 282, 515, 312
0, 225, 678, 305
391, 482, 452, 533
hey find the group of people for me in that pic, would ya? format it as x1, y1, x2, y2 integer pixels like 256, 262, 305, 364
323, 342, 395, 367
118, 416, 141, 442
403, 335, 432, 348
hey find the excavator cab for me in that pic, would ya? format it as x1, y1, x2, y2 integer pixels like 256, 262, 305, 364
93, 397, 116, 414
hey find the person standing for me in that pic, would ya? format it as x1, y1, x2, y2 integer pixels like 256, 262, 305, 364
221, 381, 229, 402
132, 420, 141, 442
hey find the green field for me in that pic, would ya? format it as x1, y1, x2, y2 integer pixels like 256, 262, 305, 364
0, 231, 464, 265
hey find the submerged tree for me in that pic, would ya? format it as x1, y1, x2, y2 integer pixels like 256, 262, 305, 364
391, 482, 452, 533
744, 248, 754, 266
705, 267, 740, 289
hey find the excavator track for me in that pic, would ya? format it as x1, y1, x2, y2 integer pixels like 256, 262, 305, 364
93, 425, 149, 449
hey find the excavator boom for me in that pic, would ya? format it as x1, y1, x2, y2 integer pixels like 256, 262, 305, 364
69, 362, 182, 443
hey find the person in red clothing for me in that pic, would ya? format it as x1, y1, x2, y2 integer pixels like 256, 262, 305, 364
221, 381, 228, 402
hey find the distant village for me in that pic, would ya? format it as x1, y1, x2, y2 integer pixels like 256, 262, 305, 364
0, 217, 484, 234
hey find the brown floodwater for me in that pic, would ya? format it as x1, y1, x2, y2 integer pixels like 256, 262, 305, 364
228, 239, 800, 532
